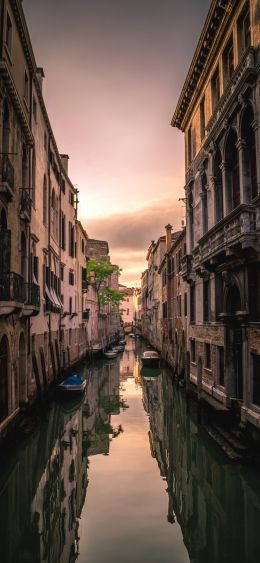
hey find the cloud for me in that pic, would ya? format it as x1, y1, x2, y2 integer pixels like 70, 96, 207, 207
81, 196, 185, 285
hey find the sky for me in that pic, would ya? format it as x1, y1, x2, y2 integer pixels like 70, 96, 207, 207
23, 0, 211, 286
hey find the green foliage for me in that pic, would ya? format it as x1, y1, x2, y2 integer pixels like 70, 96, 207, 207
86, 257, 124, 310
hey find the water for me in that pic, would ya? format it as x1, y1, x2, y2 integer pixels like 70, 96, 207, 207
0, 338, 260, 563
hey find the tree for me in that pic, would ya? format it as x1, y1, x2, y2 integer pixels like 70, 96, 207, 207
86, 257, 125, 312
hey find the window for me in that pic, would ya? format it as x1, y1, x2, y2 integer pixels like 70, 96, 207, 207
127, 309, 129, 316
33, 97, 37, 121
187, 126, 192, 165
201, 173, 208, 234
43, 175, 47, 226
223, 36, 234, 88
188, 187, 194, 251
190, 284, 196, 323
24, 71, 29, 104
32, 149, 36, 207
215, 274, 224, 319
217, 346, 224, 386
211, 66, 220, 111
177, 295, 182, 317
248, 264, 260, 322
81, 238, 84, 254
184, 293, 187, 317
33, 256, 38, 282
190, 338, 196, 363
69, 271, 74, 286
238, 4, 251, 59
69, 191, 74, 206
162, 301, 167, 319
203, 279, 210, 322
205, 343, 211, 369
214, 147, 223, 222
6, 12, 12, 54
61, 265, 64, 281
162, 268, 167, 287
69, 222, 75, 257
60, 211, 66, 250
200, 96, 205, 141
252, 354, 260, 406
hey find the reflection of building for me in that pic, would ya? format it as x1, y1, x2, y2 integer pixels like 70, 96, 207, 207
172, 0, 260, 431
0, 402, 88, 563
142, 367, 260, 561
119, 285, 135, 328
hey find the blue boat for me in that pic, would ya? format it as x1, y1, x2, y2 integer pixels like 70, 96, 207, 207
58, 373, 86, 395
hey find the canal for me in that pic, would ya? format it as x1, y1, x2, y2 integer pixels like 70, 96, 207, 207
0, 338, 260, 563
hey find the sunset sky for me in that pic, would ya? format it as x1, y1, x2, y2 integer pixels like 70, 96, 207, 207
23, 0, 211, 286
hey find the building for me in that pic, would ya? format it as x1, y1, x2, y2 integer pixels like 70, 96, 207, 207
171, 0, 260, 430
119, 285, 135, 329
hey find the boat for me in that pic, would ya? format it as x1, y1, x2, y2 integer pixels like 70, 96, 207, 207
128, 333, 136, 339
57, 374, 86, 395
119, 339, 126, 345
140, 366, 161, 379
113, 345, 124, 352
141, 350, 160, 368
104, 350, 118, 359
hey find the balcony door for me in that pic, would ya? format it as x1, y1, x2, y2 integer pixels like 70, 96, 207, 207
0, 209, 11, 273
0, 335, 9, 422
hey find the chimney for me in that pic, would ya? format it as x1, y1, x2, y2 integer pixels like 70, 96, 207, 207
60, 154, 69, 175
165, 224, 172, 252
36, 67, 44, 92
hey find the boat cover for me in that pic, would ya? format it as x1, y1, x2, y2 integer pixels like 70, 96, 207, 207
63, 374, 84, 386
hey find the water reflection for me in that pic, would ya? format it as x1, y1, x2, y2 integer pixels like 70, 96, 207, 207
0, 341, 260, 562
141, 367, 260, 563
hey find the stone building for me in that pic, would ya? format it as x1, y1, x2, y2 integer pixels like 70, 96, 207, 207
142, 236, 167, 349
159, 226, 187, 374
76, 220, 89, 360
171, 0, 260, 430
119, 285, 135, 329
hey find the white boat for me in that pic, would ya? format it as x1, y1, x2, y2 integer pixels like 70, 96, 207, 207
104, 350, 118, 359
119, 339, 126, 345
141, 350, 160, 368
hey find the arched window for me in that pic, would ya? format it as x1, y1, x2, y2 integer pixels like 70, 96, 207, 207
0, 335, 9, 422
226, 284, 241, 316
55, 195, 59, 240
22, 144, 28, 190
225, 129, 240, 211
32, 148, 36, 206
2, 99, 10, 153
241, 105, 257, 200
43, 175, 47, 226
201, 172, 208, 234
188, 185, 194, 250
214, 147, 223, 222
51, 188, 55, 236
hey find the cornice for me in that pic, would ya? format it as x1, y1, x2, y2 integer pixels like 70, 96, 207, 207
171, 0, 238, 131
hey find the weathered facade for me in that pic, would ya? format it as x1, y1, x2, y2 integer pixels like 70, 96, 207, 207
172, 0, 260, 430
0, 0, 120, 436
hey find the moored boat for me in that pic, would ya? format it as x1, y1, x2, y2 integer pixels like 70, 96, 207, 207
104, 350, 118, 359
57, 374, 86, 395
141, 350, 160, 368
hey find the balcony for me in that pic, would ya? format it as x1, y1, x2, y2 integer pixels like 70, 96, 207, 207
181, 254, 195, 283
0, 155, 15, 200
0, 272, 24, 315
22, 283, 40, 316
193, 204, 258, 272
20, 188, 32, 221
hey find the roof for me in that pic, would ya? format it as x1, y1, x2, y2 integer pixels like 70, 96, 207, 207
171, 0, 235, 131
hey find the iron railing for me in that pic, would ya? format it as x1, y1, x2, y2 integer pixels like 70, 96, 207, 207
23, 283, 40, 308
0, 272, 23, 302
